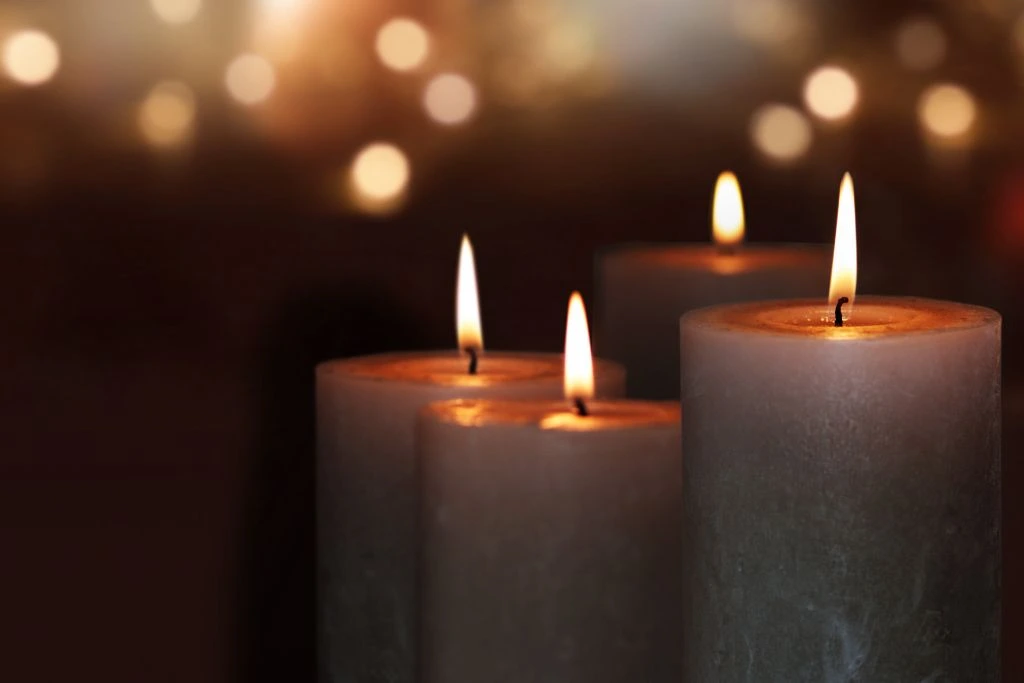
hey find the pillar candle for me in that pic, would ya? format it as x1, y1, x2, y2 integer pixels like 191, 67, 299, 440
315, 236, 625, 682
595, 172, 830, 399
679, 176, 1000, 681
418, 292, 682, 683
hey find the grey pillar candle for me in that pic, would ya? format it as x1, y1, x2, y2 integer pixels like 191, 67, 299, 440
679, 296, 1001, 682
595, 173, 830, 400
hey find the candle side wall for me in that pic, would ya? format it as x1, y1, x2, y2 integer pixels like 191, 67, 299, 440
418, 414, 683, 683
679, 314, 1001, 682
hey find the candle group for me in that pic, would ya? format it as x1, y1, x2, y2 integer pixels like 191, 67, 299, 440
316, 173, 1002, 683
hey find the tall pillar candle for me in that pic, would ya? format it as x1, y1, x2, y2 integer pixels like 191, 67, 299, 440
418, 293, 682, 683
316, 235, 626, 682
679, 297, 1001, 681
595, 172, 830, 399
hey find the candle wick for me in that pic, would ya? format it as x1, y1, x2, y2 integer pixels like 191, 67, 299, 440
834, 297, 849, 328
574, 397, 589, 417
465, 347, 479, 375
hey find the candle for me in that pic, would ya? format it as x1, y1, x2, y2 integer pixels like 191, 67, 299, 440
596, 172, 831, 398
679, 175, 1001, 682
418, 292, 682, 683
316, 237, 625, 683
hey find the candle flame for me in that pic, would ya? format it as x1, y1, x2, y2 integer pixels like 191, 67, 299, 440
712, 171, 745, 249
456, 234, 484, 352
828, 172, 858, 319
563, 291, 595, 401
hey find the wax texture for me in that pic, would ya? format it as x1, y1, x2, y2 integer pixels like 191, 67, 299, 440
315, 352, 624, 683
596, 244, 829, 399
679, 298, 1001, 682
418, 399, 682, 683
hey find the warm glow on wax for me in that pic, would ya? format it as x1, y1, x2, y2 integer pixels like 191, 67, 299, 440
828, 173, 857, 319
456, 234, 483, 352
712, 171, 744, 249
564, 292, 595, 401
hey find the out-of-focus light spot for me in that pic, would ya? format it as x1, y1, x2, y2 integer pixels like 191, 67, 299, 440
918, 83, 976, 139
895, 17, 946, 71
138, 81, 196, 148
731, 0, 806, 48
225, 54, 276, 105
150, 0, 201, 25
375, 18, 429, 72
349, 142, 410, 213
803, 65, 858, 121
3, 30, 60, 86
750, 104, 812, 163
1014, 14, 1024, 56
424, 73, 478, 126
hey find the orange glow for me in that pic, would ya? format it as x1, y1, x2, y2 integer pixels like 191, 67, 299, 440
712, 171, 744, 249
424, 73, 478, 126
375, 18, 430, 72
225, 54, 276, 105
564, 291, 594, 401
138, 81, 196, 148
456, 234, 484, 353
918, 83, 976, 140
828, 173, 857, 320
3, 30, 60, 86
749, 104, 812, 164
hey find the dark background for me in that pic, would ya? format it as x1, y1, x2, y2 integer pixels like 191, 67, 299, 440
1, 0, 1022, 680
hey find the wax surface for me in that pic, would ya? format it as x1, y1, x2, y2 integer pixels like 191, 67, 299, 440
596, 243, 830, 399
418, 398, 682, 683
316, 351, 625, 683
680, 296, 1001, 682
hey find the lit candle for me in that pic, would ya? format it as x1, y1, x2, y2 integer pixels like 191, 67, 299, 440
596, 172, 831, 398
316, 236, 625, 683
679, 174, 1000, 682
419, 292, 682, 683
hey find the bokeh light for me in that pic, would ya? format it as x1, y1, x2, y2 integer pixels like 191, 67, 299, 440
802, 65, 858, 122
917, 83, 977, 139
225, 54, 276, 105
150, 0, 202, 25
749, 104, 813, 163
3, 30, 60, 86
375, 18, 430, 72
349, 143, 411, 212
730, 0, 809, 49
895, 17, 946, 71
423, 73, 478, 126
138, 81, 197, 148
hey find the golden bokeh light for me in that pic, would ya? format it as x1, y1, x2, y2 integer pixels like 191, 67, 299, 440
150, 0, 202, 25
712, 171, 744, 249
424, 73, 478, 126
3, 30, 60, 86
895, 17, 946, 71
225, 54, 276, 105
563, 291, 594, 402
349, 142, 411, 213
730, 0, 806, 49
138, 81, 196, 148
456, 234, 484, 353
749, 104, 812, 163
375, 18, 430, 72
828, 173, 857, 319
802, 65, 859, 121
918, 83, 977, 140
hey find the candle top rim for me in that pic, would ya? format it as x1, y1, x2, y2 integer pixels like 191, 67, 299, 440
318, 350, 623, 387
682, 296, 1000, 340
598, 242, 830, 272
422, 398, 680, 432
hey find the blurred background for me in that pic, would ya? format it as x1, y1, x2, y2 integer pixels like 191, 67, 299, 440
1, 0, 1022, 680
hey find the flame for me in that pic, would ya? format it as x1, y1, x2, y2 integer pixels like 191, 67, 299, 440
712, 171, 745, 249
828, 172, 858, 318
456, 234, 483, 352
563, 291, 595, 401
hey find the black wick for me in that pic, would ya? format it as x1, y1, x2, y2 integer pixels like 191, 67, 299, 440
834, 297, 849, 328
465, 348, 479, 375
574, 398, 589, 417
